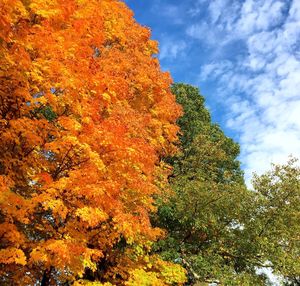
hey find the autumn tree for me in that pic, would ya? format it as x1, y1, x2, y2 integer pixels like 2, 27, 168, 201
0, 1, 186, 285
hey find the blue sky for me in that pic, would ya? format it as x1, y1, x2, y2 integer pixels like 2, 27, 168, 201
125, 0, 300, 185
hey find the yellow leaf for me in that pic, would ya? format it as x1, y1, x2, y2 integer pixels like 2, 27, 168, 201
0, 248, 27, 265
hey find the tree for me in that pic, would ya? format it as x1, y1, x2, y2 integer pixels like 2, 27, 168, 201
154, 84, 300, 285
0, 1, 186, 285
153, 84, 270, 285
247, 158, 300, 286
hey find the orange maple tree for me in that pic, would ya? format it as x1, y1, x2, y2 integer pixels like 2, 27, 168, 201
0, 0, 185, 285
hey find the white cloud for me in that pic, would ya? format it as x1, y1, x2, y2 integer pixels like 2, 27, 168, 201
159, 38, 187, 60
186, 0, 240, 46
289, 0, 300, 20
186, 22, 218, 44
186, 0, 287, 48
197, 0, 300, 186
236, 0, 286, 35
199, 60, 233, 80
188, 0, 209, 17
208, 0, 228, 24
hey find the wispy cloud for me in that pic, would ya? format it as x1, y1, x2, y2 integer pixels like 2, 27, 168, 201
151, 1, 185, 25
159, 38, 187, 60
192, 0, 300, 185
236, 0, 287, 35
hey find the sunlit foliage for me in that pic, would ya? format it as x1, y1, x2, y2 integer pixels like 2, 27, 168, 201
0, 1, 186, 285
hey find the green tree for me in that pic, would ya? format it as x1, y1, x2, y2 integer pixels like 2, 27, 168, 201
247, 158, 300, 286
153, 83, 270, 285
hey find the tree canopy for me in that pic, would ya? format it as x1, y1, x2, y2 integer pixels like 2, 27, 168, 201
249, 158, 300, 286
0, 1, 186, 285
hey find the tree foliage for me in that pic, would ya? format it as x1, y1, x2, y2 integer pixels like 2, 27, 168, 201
154, 84, 300, 285
154, 84, 254, 284
0, 1, 186, 285
249, 158, 300, 286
